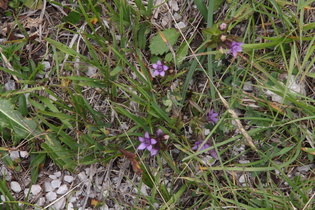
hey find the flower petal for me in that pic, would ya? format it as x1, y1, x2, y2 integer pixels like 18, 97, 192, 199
156, 60, 162, 65
150, 148, 159, 156
152, 64, 158, 69
147, 145, 153, 151
210, 149, 219, 160
156, 129, 163, 138
153, 70, 159, 77
138, 143, 147, 150
150, 138, 157, 145
160, 71, 165, 77
138, 137, 145, 142
144, 132, 150, 139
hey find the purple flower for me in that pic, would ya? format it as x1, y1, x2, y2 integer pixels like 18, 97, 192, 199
138, 132, 157, 153
227, 41, 243, 58
192, 140, 219, 160
192, 140, 210, 151
206, 110, 219, 125
152, 60, 169, 77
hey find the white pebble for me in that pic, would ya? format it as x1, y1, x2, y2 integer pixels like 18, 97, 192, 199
69, 196, 77, 203
297, 165, 310, 173
35, 197, 45, 206
99, 204, 109, 210
9, 151, 20, 161
44, 181, 53, 192
56, 184, 68, 194
239, 175, 246, 183
176, 21, 186, 29
19, 151, 29, 158
42, 61, 51, 71
4, 80, 16, 91
31, 185, 42, 195
51, 179, 61, 189
46, 191, 57, 202
49, 175, 57, 179
64, 175, 74, 183
53, 197, 66, 209
78, 172, 87, 182
54, 171, 62, 177
10, 181, 22, 193
67, 202, 74, 210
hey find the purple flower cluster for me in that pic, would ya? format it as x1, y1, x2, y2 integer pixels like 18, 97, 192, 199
138, 129, 168, 156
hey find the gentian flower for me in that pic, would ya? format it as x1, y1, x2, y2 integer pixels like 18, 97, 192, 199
227, 41, 243, 58
138, 132, 157, 152
152, 60, 169, 77
192, 140, 210, 151
206, 110, 219, 125
192, 140, 219, 160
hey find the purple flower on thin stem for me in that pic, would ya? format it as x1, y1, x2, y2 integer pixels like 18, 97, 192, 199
192, 140, 210, 151
206, 110, 219, 125
227, 41, 243, 58
192, 140, 219, 160
152, 60, 169, 77
138, 132, 157, 153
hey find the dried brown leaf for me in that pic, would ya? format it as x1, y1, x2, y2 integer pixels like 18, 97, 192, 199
118, 148, 143, 175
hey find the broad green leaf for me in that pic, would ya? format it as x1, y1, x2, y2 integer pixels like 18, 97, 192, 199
110, 66, 123, 76
149, 28, 180, 55
0, 99, 38, 143
23, 0, 43, 9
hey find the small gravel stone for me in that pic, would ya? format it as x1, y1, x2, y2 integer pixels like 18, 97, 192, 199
86, 66, 97, 77
31, 185, 42, 195
35, 197, 45, 206
10, 181, 22, 193
54, 171, 62, 177
46, 191, 57, 202
24, 188, 29, 197
49, 174, 57, 179
297, 165, 311, 173
0, 195, 5, 201
176, 21, 186, 29
44, 181, 53, 192
78, 172, 87, 182
9, 151, 20, 161
51, 179, 61, 189
42, 61, 51, 71
64, 175, 74, 183
56, 184, 68, 194
54, 197, 66, 209
19, 151, 29, 158
99, 204, 109, 210
4, 80, 16, 91
243, 81, 253, 92
67, 202, 74, 210
239, 175, 246, 183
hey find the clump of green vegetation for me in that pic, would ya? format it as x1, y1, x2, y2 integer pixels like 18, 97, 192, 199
0, 0, 314, 209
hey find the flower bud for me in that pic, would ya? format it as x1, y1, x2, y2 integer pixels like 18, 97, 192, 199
219, 23, 227, 31
220, 34, 227, 42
